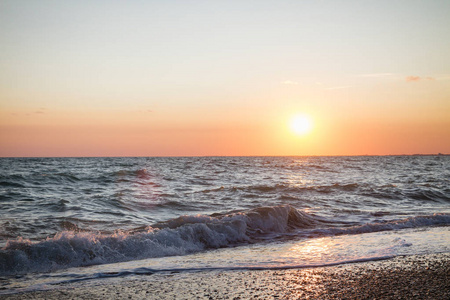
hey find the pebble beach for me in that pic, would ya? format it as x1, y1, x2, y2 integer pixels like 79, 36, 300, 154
3, 253, 449, 300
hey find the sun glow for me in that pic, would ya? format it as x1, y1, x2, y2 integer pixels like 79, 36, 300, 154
290, 114, 313, 136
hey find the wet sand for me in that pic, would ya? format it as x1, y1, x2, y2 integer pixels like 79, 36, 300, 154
3, 253, 449, 299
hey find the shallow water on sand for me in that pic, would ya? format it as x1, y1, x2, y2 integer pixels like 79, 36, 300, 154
3, 226, 449, 294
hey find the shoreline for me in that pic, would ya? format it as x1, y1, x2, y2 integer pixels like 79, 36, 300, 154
2, 253, 449, 299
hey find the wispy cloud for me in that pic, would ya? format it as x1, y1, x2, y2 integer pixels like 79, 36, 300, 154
281, 80, 298, 85
405, 76, 435, 82
358, 73, 439, 82
358, 73, 395, 78
325, 86, 352, 90
34, 107, 46, 114
137, 109, 154, 113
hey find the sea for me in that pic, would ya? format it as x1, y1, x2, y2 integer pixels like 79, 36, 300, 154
1, 156, 449, 294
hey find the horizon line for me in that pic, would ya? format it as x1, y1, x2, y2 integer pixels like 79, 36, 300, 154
1, 153, 448, 159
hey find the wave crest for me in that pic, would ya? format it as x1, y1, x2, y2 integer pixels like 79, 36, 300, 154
0, 205, 317, 275
1, 205, 448, 276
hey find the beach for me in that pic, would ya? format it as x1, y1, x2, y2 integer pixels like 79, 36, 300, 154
3, 253, 449, 299
2, 0, 450, 296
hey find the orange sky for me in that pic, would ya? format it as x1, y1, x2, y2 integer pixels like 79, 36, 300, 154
1, 1, 450, 157
1, 99, 449, 157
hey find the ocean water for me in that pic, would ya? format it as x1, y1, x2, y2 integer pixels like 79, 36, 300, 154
1, 156, 449, 293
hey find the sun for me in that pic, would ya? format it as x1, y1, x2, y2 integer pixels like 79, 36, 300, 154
290, 114, 313, 136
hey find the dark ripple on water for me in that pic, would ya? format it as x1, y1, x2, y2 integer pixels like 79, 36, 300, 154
0, 156, 449, 248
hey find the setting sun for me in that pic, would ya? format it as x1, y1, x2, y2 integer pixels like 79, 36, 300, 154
1, 1, 449, 158
290, 114, 313, 136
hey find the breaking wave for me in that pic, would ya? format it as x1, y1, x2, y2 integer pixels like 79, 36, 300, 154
1, 205, 449, 276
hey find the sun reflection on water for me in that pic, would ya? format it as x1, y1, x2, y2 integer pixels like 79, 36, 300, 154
287, 174, 314, 188
286, 237, 332, 263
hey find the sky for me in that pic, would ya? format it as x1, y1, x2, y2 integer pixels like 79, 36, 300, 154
1, 0, 449, 157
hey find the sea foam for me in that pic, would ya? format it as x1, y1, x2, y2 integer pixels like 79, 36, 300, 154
1, 205, 449, 276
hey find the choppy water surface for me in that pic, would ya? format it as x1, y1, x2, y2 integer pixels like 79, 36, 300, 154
1, 156, 449, 293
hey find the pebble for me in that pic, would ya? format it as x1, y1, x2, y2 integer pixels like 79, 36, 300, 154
3, 253, 449, 300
